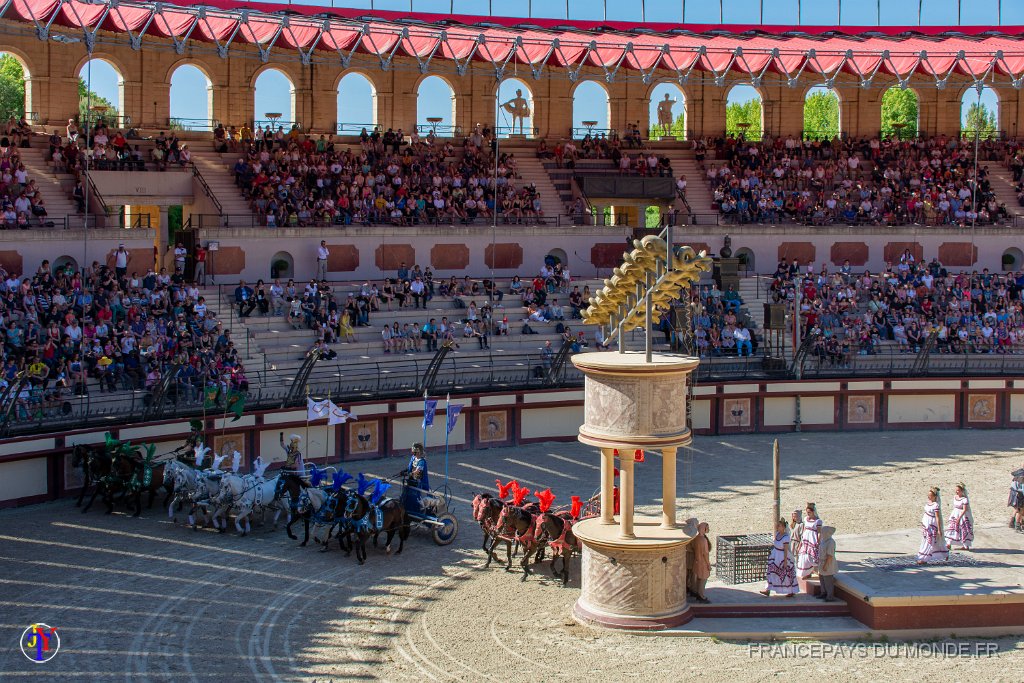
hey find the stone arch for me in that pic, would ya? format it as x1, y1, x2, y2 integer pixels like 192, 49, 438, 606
416, 74, 457, 135
546, 248, 568, 267
0, 49, 35, 118
335, 71, 378, 134
802, 84, 841, 140
52, 255, 79, 275
495, 77, 534, 137
571, 80, 610, 136
75, 55, 127, 126
647, 82, 686, 140
960, 85, 1000, 139
168, 62, 214, 131
734, 247, 755, 273
252, 66, 297, 129
1002, 247, 1023, 272
270, 251, 294, 279
725, 84, 763, 140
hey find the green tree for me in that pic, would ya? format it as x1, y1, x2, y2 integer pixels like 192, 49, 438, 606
0, 54, 26, 118
78, 77, 119, 127
726, 98, 762, 140
803, 90, 840, 140
881, 87, 918, 140
963, 102, 998, 140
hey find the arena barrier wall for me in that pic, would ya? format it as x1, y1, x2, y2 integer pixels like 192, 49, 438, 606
1, 377, 1021, 508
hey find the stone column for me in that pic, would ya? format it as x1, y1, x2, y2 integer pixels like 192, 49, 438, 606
157, 205, 170, 258
618, 455, 635, 539
600, 447, 615, 525
662, 447, 677, 529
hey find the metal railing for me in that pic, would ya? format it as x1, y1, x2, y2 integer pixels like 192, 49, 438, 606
7, 343, 1024, 437
186, 211, 646, 230
335, 122, 379, 135
191, 163, 223, 215
170, 117, 218, 132
571, 127, 616, 139
415, 123, 463, 137
495, 125, 540, 138
253, 120, 300, 132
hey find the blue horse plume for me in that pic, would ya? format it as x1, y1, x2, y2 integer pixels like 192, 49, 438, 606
333, 469, 353, 489
309, 464, 322, 487
356, 473, 373, 497
370, 479, 391, 506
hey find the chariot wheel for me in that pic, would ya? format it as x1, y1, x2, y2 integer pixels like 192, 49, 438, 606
431, 512, 458, 545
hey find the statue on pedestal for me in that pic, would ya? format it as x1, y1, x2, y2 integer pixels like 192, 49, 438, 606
502, 89, 531, 136
656, 93, 677, 138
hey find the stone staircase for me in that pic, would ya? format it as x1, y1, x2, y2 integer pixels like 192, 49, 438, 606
738, 275, 773, 333
988, 165, 1023, 221
506, 149, 562, 221
189, 150, 262, 226
656, 147, 716, 219
23, 144, 79, 222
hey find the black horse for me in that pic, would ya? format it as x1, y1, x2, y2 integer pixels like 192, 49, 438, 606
72, 444, 110, 511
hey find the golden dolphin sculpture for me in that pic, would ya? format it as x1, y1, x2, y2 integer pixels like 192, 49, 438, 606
582, 237, 713, 329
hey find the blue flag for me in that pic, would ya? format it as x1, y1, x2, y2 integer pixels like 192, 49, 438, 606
423, 398, 438, 429
446, 404, 464, 435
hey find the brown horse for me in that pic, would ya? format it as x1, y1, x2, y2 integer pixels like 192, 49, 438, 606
339, 493, 409, 564
535, 512, 580, 586
473, 493, 507, 565
494, 503, 542, 580
97, 454, 141, 515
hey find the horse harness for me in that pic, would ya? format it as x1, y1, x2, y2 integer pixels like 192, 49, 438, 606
343, 494, 386, 534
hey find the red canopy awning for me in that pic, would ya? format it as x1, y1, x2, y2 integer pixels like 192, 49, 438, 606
5, 0, 1024, 83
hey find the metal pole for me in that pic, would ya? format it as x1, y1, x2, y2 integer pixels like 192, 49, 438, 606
971, 84, 982, 236
772, 439, 780, 526
84, 55, 91, 265
644, 271, 653, 363
491, 89, 499, 307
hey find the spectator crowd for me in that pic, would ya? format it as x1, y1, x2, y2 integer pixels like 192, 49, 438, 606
700, 134, 1012, 227
227, 124, 548, 228
768, 251, 1024, 365
0, 252, 246, 421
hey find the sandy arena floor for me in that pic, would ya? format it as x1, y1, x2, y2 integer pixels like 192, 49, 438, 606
1, 430, 1023, 681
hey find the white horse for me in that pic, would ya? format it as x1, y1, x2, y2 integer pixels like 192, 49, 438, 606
215, 472, 289, 535
162, 460, 191, 519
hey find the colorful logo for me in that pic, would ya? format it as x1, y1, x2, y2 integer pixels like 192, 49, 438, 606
20, 623, 59, 663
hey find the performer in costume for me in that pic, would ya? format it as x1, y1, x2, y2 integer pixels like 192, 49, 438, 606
816, 526, 838, 602
1009, 468, 1024, 532
405, 442, 430, 490
917, 486, 948, 564
279, 432, 305, 476
944, 482, 975, 551
795, 502, 822, 582
761, 518, 798, 597
789, 509, 804, 563
178, 419, 205, 466
687, 522, 712, 604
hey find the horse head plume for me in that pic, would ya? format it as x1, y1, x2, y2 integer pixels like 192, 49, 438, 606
334, 469, 353, 488
370, 479, 391, 506
570, 495, 583, 519
143, 443, 156, 464
535, 488, 555, 513
310, 463, 322, 487
356, 473, 373, 497
194, 443, 211, 467
231, 451, 241, 473
512, 485, 531, 507
211, 453, 227, 471
253, 456, 269, 479
496, 479, 515, 500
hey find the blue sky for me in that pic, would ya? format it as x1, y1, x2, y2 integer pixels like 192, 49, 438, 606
33, 0, 1014, 134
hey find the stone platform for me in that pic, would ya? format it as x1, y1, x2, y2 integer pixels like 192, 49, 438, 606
647, 524, 1024, 639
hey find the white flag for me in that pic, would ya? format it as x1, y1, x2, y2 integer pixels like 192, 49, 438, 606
307, 397, 331, 422
328, 400, 357, 425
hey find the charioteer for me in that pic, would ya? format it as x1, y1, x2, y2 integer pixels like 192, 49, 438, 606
404, 442, 430, 491
177, 419, 205, 467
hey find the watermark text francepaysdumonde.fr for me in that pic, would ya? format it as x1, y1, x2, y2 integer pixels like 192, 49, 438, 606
749, 642, 1000, 659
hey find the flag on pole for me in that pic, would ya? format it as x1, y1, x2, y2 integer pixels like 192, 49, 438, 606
328, 401, 357, 425
307, 397, 331, 422
423, 398, 438, 429
225, 388, 246, 421
446, 403, 464, 435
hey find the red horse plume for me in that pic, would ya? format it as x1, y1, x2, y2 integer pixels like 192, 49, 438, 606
496, 479, 515, 500
570, 495, 583, 519
535, 488, 555, 512
512, 485, 531, 506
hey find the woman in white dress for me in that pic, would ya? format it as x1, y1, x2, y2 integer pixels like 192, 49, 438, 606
944, 482, 974, 551
795, 502, 822, 581
917, 486, 948, 564
761, 518, 798, 597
